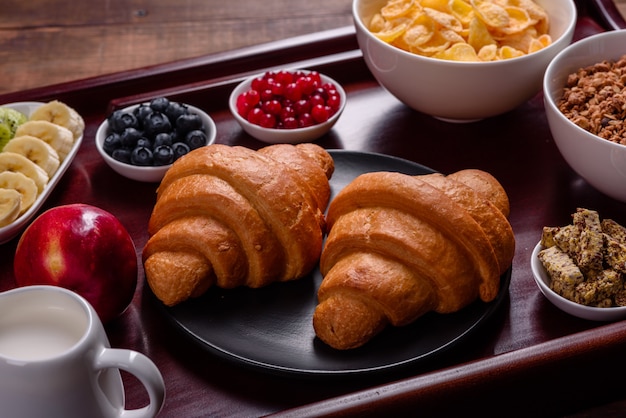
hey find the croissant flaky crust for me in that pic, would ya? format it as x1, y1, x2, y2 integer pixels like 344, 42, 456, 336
142, 143, 334, 306
313, 169, 515, 350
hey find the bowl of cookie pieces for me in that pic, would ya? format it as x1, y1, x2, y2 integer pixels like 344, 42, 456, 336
531, 208, 626, 321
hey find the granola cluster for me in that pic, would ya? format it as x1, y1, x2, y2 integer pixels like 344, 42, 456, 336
538, 208, 626, 308
557, 55, 626, 145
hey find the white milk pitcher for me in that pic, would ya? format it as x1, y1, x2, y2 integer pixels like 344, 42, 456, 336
0, 285, 165, 418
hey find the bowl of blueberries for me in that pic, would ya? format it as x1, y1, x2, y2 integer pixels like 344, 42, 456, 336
96, 97, 217, 182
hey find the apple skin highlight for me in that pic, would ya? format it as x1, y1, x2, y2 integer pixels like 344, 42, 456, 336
13, 204, 138, 324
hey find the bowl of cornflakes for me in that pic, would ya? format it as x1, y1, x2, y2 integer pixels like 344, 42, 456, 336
353, 0, 577, 122
543, 30, 626, 203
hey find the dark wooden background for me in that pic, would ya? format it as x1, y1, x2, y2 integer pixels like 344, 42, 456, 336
0, 0, 354, 95
2, 0, 625, 95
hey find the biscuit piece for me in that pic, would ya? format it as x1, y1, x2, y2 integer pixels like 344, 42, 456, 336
553, 224, 578, 255
538, 245, 584, 301
602, 219, 626, 244
541, 226, 560, 248
574, 269, 623, 307
573, 208, 603, 273
604, 234, 626, 274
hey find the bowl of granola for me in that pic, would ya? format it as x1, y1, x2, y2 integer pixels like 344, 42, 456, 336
544, 30, 626, 203
531, 208, 626, 321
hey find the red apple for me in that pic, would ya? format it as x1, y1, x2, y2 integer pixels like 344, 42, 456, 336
13, 203, 138, 324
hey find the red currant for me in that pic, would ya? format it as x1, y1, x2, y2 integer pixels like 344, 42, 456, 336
260, 89, 274, 102
251, 76, 267, 91
327, 94, 341, 112
284, 82, 303, 102
236, 95, 251, 118
275, 70, 294, 85
247, 107, 265, 125
298, 113, 314, 128
271, 82, 285, 96
262, 99, 282, 116
311, 104, 330, 123
280, 106, 296, 121
309, 94, 325, 108
282, 117, 298, 129
258, 113, 276, 129
294, 99, 311, 116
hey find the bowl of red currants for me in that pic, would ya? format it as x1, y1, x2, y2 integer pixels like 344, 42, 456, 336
229, 69, 346, 144
95, 97, 217, 182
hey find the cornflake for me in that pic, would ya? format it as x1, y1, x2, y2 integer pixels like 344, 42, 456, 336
368, 0, 551, 61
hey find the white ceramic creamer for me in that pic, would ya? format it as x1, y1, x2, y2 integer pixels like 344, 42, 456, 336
0, 285, 165, 418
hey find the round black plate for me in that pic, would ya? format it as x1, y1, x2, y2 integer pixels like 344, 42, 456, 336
157, 150, 511, 377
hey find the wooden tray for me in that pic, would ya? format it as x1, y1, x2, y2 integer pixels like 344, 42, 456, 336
1, 1, 626, 416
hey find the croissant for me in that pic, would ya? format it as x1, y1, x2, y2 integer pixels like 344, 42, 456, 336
313, 169, 515, 350
142, 143, 334, 306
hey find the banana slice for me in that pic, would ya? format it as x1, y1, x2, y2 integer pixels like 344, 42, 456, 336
3, 135, 61, 177
0, 171, 37, 215
0, 152, 49, 193
14, 120, 74, 161
30, 100, 85, 140
0, 188, 22, 227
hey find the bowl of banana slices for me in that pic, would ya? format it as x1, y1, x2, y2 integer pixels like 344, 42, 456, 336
0, 100, 84, 244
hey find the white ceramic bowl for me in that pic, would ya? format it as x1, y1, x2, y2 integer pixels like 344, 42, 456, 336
531, 242, 626, 321
228, 70, 346, 143
96, 103, 216, 182
543, 30, 626, 203
353, 0, 577, 122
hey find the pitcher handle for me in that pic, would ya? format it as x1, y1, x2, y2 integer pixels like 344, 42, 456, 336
96, 348, 165, 418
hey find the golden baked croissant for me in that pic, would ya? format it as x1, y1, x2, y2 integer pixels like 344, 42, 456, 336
313, 169, 515, 350
142, 143, 334, 306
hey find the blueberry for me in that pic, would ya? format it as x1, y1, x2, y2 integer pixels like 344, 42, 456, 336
172, 142, 190, 160
108, 110, 139, 133
111, 148, 132, 164
150, 97, 170, 113
153, 132, 173, 148
143, 112, 172, 138
102, 133, 122, 155
120, 127, 144, 148
185, 130, 207, 150
131, 146, 153, 166
165, 102, 188, 123
133, 104, 153, 126
136, 137, 153, 150
170, 130, 180, 145
153, 145, 175, 166
175, 113, 203, 134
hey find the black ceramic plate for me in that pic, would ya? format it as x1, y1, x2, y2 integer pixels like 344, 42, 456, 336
158, 150, 511, 377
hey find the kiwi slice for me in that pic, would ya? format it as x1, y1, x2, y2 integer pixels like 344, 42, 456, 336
0, 108, 28, 134
0, 108, 28, 151
0, 124, 12, 152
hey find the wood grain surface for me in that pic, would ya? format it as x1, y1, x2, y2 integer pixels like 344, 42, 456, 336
2, 0, 626, 95
0, 0, 353, 95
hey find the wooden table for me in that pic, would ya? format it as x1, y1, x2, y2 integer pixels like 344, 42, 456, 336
2, 1, 626, 417
0, 0, 354, 96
